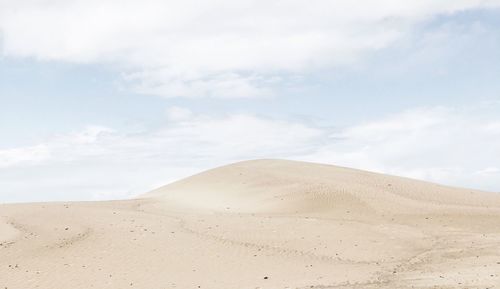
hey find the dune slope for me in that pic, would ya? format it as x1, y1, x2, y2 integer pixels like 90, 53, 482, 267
145, 159, 500, 215
2, 159, 500, 289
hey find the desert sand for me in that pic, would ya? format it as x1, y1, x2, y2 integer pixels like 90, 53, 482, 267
1, 159, 500, 288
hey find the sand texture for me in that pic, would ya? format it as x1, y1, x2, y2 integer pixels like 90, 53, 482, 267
1, 159, 500, 288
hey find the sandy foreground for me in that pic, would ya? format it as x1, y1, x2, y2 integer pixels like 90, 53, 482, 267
1, 159, 500, 289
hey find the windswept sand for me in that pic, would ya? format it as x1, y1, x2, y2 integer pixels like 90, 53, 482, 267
1, 159, 500, 288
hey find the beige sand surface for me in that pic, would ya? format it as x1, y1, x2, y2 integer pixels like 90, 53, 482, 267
1, 159, 500, 288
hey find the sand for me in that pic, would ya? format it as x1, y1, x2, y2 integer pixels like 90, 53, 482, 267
1, 159, 500, 288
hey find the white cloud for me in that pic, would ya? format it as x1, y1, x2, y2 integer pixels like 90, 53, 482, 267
166, 106, 193, 122
0, 112, 324, 202
1, 0, 499, 97
128, 71, 273, 98
0, 144, 51, 168
0, 126, 115, 169
301, 106, 500, 191
2, 106, 500, 202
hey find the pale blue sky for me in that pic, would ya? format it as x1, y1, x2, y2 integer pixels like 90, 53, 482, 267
1, 2, 500, 202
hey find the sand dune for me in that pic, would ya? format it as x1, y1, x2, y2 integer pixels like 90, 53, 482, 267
2, 159, 500, 288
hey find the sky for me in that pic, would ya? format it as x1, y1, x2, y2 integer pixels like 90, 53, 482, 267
1, 0, 500, 203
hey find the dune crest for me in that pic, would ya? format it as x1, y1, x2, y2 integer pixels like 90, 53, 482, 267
144, 159, 500, 214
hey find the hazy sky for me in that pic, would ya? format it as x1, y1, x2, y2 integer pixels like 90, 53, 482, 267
1, 1, 500, 202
